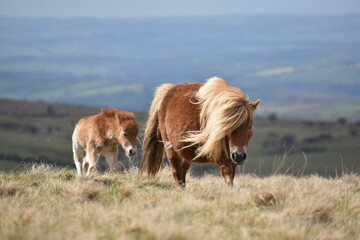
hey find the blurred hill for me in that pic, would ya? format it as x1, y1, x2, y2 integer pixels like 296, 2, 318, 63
1, 98, 359, 176
0, 15, 360, 120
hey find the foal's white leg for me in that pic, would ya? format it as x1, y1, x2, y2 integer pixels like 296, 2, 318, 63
83, 155, 89, 174
72, 141, 84, 175
104, 151, 120, 172
86, 148, 100, 175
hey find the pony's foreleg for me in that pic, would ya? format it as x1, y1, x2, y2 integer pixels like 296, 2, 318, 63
72, 142, 84, 175
104, 150, 120, 172
218, 161, 237, 186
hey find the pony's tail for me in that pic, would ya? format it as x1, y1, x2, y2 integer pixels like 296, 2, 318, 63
139, 83, 174, 176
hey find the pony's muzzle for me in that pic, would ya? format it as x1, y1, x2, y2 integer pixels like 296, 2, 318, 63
230, 150, 247, 165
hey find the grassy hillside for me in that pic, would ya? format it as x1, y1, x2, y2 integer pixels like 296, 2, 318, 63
0, 98, 359, 176
0, 165, 359, 240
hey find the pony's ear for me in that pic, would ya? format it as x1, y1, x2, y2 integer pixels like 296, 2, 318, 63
250, 99, 260, 109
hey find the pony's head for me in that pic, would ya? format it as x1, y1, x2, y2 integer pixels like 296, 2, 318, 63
114, 110, 139, 156
183, 77, 260, 164
227, 99, 260, 165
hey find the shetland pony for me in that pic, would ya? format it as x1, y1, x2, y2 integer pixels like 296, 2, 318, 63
139, 77, 260, 187
72, 108, 139, 175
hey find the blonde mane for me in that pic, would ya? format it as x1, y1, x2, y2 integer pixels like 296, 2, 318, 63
182, 77, 254, 161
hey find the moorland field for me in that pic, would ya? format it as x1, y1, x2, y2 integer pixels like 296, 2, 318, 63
0, 165, 359, 240
0, 86, 359, 240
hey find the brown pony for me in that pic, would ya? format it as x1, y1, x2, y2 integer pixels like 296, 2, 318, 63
72, 108, 139, 175
139, 77, 260, 187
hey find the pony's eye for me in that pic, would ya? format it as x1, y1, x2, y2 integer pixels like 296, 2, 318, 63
248, 125, 253, 129
123, 132, 128, 137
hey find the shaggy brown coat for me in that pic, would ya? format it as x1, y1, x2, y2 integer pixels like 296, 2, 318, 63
140, 77, 259, 187
72, 108, 138, 175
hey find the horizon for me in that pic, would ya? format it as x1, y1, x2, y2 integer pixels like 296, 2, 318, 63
1, 13, 360, 20
0, 0, 359, 18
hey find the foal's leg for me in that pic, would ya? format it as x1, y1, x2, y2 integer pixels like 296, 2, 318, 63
217, 160, 237, 186
72, 141, 84, 175
83, 155, 89, 174
104, 150, 120, 172
86, 148, 100, 175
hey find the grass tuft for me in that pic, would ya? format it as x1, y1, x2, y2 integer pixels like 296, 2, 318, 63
68, 181, 105, 202
311, 207, 333, 224
253, 191, 281, 207
0, 181, 22, 197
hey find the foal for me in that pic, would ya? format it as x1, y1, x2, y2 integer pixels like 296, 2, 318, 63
72, 108, 139, 175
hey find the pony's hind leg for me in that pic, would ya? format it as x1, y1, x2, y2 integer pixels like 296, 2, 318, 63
179, 161, 190, 187
165, 149, 190, 187
73, 141, 84, 175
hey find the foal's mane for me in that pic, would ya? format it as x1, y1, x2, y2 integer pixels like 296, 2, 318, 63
101, 108, 135, 122
182, 77, 254, 161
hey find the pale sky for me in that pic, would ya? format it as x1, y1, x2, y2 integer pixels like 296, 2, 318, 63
0, 0, 359, 18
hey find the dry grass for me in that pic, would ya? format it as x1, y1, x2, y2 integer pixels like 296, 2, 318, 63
0, 165, 359, 240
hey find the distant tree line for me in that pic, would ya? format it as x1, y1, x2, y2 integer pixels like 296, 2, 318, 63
0, 121, 38, 134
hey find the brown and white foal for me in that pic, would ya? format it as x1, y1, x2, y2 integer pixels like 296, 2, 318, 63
72, 109, 139, 175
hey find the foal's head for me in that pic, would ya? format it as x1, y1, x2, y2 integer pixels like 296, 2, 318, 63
228, 100, 260, 165
116, 111, 139, 156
